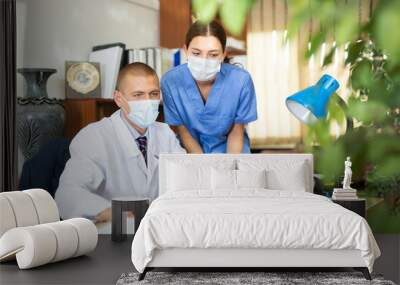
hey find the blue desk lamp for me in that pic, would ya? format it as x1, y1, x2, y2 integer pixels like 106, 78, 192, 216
286, 74, 340, 125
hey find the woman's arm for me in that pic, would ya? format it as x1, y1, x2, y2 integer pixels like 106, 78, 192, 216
228, 72, 257, 154
177, 125, 203, 154
227, 123, 245, 153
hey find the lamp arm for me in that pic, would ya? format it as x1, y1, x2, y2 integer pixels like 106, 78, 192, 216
333, 94, 354, 131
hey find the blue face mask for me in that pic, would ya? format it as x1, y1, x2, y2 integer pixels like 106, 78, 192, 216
125, 99, 160, 129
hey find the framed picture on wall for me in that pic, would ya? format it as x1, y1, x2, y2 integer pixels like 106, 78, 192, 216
65, 61, 101, 99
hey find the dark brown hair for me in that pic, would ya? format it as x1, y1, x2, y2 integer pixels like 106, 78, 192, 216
185, 20, 227, 52
116, 62, 158, 90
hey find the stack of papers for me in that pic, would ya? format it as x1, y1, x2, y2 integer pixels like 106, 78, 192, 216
332, 188, 358, 200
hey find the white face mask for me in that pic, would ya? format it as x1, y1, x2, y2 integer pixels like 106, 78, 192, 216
124, 99, 160, 129
187, 55, 221, 82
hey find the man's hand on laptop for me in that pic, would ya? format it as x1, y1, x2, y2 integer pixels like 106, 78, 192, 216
94, 208, 134, 224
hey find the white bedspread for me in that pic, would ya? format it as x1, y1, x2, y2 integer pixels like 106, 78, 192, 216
131, 190, 380, 273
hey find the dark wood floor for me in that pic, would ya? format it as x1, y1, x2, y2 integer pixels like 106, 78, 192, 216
373, 234, 400, 284
0, 236, 134, 285
0, 235, 399, 285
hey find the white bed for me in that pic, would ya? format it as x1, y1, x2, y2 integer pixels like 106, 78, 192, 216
131, 154, 380, 280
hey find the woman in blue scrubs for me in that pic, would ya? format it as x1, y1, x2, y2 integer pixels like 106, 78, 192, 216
161, 21, 257, 153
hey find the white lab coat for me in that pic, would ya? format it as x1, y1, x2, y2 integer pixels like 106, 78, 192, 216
55, 110, 185, 219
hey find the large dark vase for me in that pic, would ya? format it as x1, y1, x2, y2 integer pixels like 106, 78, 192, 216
17, 68, 65, 160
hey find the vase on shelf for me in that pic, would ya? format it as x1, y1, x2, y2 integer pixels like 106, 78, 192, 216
17, 68, 65, 161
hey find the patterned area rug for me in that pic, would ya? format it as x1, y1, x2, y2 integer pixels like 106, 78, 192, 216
116, 271, 396, 285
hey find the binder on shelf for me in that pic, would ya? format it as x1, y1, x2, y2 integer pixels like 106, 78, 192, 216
154, 48, 162, 78
146, 48, 155, 70
226, 37, 245, 50
89, 46, 123, 99
92, 42, 127, 70
125, 47, 186, 77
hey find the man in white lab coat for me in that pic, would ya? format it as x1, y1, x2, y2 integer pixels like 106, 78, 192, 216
55, 62, 185, 223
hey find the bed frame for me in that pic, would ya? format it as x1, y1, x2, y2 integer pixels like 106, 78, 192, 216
138, 154, 372, 281
139, 248, 371, 280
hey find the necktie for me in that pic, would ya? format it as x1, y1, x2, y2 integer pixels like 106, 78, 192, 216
136, 136, 147, 166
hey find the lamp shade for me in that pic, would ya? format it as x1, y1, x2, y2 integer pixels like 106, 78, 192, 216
286, 74, 340, 124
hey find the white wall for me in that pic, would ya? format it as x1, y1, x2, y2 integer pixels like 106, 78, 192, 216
16, 0, 159, 99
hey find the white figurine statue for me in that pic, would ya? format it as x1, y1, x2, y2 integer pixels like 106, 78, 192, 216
342, 156, 353, 190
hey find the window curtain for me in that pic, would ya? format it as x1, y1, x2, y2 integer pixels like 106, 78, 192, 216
247, 0, 372, 145
247, 0, 301, 146
0, 0, 17, 192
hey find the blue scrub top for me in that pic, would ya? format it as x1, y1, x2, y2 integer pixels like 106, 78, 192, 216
161, 63, 257, 153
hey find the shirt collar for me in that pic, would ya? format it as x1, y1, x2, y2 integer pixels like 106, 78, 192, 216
120, 111, 148, 140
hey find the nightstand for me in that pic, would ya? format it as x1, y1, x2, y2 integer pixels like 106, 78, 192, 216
111, 197, 149, 242
332, 198, 366, 218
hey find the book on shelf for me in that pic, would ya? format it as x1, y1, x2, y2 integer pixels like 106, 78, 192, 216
332, 193, 357, 198
128, 49, 146, 64
226, 37, 245, 50
333, 188, 357, 193
146, 48, 155, 73
332, 195, 359, 200
332, 188, 359, 200
128, 47, 186, 78
154, 48, 162, 79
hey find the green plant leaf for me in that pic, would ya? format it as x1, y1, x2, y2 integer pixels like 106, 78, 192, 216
313, 120, 333, 147
327, 95, 346, 126
351, 60, 375, 90
305, 31, 326, 59
323, 47, 336, 66
288, 0, 400, 187
317, 142, 345, 183
335, 6, 359, 45
369, 79, 391, 105
347, 100, 388, 124
373, 1, 400, 63
375, 156, 400, 178
287, 0, 325, 39
368, 135, 400, 164
219, 0, 253, 36
287, 2, 310, 39
192, 0, 219, 24
345, 40, 365, 66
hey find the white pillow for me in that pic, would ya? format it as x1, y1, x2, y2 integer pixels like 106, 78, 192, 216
238, 159, 310, 192
211, 168, 236, 190
236, 169, 267, 189
265, 163, 308, 191
167, 162, 212, 191
211, 169, 268, 190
